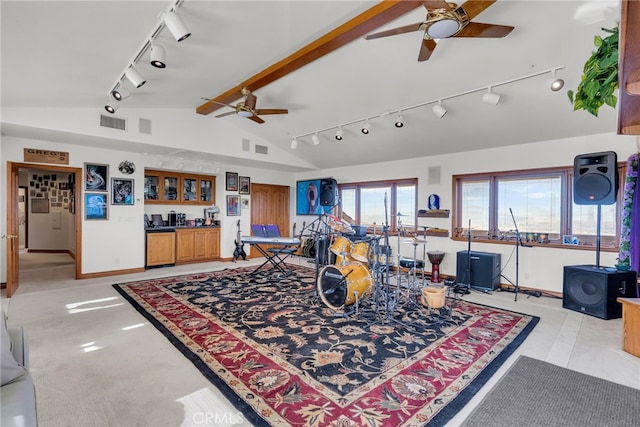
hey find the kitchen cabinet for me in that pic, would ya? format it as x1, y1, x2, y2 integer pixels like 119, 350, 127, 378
144, 169, 216, 205
175, 227, 220, 264
146, 231, 176, 267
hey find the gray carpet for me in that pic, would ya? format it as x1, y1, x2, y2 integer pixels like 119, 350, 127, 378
461, 355, 640, 427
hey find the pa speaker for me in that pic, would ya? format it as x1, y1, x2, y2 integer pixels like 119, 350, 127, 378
573, 151, 618, 205
456, 251, 501, 291
320, 178, 338, 206
563, 265, 637, 319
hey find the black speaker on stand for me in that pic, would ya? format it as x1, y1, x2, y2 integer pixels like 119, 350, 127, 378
320, 178, 338, 206
563, 265, 637, 319
573, 151, 618, 205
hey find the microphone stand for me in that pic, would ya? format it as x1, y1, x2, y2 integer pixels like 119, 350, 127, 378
503, 208, 527, 301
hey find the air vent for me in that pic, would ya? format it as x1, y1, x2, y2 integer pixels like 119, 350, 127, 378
139, 118, 151, 135
242, 138, 250, 152
100, 114, 126, 131
255, 144, 268, 155
428, 166, 441, 184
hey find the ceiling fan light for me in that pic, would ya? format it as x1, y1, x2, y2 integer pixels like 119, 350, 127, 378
482, 87, 501, 105
432, 102, 447, 118
164, 11, 191, 42
335, 128, 343, 140
394, 114, 403, 128
150, 44, 166, 68
426, 19, 461, 39
312, 133, 320, 145
237, 110, 253, 118
290, 138, 298, 149
124, 66, 146, 88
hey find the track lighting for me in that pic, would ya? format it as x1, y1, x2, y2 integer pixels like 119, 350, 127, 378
164, 10, 191, 42
432, 101, 447, 118
312, 133, 320, 145
125, 66, 146, 88
335, 127, 343, 140
361, 120, 370, 134
290, 138, 298, 149
482, 87, 501, 105
394, 113, 404, 128
104, 98, 119, 114
150, 43, 166, 68
549, 69, 564, 91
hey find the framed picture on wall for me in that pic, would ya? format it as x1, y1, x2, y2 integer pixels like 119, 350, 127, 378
227, 195, 240, 216
226, 172, 239, 191
84, 163, 108, 191
241, 197, 249, 209
239, 176, 251, 194
31, 198, 49, 214
85, 192, 108, 220
111, 178, 134, 205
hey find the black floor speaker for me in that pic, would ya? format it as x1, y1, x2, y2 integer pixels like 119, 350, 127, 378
456, 251, 501, 291
563, 265, 638, 319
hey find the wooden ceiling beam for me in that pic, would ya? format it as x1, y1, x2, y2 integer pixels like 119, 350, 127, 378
196, 1, 423, 116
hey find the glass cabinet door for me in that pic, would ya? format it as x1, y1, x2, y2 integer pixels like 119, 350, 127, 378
164, 176, 178, 201
183, 177, 198, 201
200, 179, 213, 202
144, 175, 159, 200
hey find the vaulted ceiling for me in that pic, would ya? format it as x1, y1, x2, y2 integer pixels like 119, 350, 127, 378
0, 1, 622, 171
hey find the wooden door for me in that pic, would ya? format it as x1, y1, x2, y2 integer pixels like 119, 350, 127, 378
250, 183, 291, 256
6, 163, 20, 297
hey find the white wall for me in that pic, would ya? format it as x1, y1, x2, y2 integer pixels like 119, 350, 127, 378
294, 132, 638, 293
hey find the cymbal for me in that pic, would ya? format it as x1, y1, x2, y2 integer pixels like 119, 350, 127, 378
402, 238, 428, 244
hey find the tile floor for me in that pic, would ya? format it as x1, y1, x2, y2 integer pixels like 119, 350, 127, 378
2, 253, 639, 426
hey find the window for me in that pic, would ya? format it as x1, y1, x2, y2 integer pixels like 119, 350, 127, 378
338, 178, 417, 233
453, 165, 623, 248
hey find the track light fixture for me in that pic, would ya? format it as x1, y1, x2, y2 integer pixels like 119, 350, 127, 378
432, 100, 447, 118
289, 66, 564, 149
394, 113, 404, 128
549, 69, 564, 91
290, 138, 298, 149
482, 86, 501, 105
104, 97, 119, 114
150, 43, 166, 68
164, 10, 191, 42
125, 66, 146, 88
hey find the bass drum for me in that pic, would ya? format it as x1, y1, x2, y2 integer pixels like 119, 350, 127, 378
317, 263, 372, 310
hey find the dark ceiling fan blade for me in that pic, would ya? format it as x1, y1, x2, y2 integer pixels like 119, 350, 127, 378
417, 38, 437, 61
364, 22, 423, 40
255, 109, 288, 115
214, 111, 237, 118
248, 115, 265, 124
460, 0, 498, 20
245, 93, 257, 110
454, 22, 514, 38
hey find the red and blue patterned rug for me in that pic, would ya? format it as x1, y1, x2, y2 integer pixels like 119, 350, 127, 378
113, 265, 538, 426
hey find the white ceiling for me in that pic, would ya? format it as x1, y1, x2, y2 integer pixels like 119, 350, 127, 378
0, 1, 622, 171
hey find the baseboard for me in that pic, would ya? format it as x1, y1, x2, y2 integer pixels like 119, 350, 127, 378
79, 267, 146, 280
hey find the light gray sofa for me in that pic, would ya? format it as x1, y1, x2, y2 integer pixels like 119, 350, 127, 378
1, 309, 37, 427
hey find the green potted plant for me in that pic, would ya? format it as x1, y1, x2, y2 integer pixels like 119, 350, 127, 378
568, 25, 619, 116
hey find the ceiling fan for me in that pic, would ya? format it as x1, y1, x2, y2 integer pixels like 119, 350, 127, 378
364, 0, 514, 62
203, 88, 288, 124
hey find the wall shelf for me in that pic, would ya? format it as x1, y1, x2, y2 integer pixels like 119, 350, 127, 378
418, 209, 450, 218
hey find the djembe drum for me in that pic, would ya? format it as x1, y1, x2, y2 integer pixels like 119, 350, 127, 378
427, 251, 445, 283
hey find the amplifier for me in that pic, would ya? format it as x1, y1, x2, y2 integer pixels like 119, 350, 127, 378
456, 250, 501, 291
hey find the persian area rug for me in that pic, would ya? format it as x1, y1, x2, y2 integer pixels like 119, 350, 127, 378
461, 355, 640, 427
113, 266, 539, 426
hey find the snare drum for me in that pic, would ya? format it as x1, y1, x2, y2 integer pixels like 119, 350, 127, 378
317, 263, 372, 309
350, 241, 370, 263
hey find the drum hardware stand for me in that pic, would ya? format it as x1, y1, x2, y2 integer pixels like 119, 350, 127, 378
453, 219, 473, 297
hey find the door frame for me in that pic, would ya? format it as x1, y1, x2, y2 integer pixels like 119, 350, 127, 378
6, 162, 82, 296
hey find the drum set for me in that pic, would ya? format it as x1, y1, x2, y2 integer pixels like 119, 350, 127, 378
300, 213, 449, 323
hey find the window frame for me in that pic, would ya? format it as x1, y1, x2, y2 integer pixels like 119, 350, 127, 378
452, 163, 625, 251
338, 178, 418, 234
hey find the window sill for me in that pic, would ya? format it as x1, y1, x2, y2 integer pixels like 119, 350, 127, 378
451, 237, 618, 252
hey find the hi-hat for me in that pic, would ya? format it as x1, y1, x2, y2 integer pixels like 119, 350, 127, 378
403, 238, 428, 245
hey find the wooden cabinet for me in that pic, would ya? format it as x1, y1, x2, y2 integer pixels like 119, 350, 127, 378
176, 228, 220, 264
146, 232, 176, 267
617, 298, 640, 357
144, 169, 216, 205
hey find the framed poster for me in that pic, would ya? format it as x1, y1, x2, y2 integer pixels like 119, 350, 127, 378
226, 172, 239, 191
227, 195, 240, 216
84, 163, 108, 191
85, 192, 108, 220
296, 179, 331, 215
239, 176, 251, 195
111, 178, 134, 205
241, 197, 250, 209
